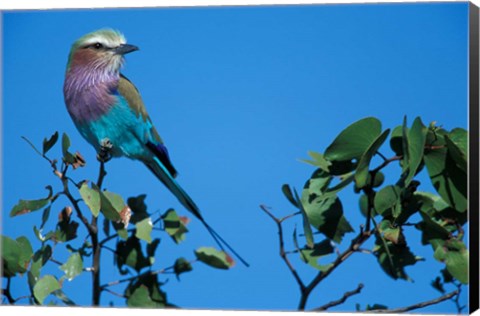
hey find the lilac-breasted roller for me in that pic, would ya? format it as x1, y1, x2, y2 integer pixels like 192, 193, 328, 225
64, 29, 248, 266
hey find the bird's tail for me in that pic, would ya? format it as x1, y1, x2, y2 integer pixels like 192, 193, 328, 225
145, 157, 249, 267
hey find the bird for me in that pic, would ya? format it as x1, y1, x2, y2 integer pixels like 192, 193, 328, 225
63, 29, 248, 267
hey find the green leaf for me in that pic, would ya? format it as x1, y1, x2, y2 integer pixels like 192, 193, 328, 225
195, 247, 235, 269
146, 239, 160, 265
403, 117, 428, 187
127, 286, 156, 307
282, 184, 299, 207
79, 182, 101, 217
10, 187, 52, 217
433, 239, 468, 284
300, 151, 332, 172
61, 133, 76, 164
354, 128, 390, 188
390, 125, 404, 156
125, 274, 167, 307
415, 191, 467, 229
431, 276, 445, 293
301, 193, 353, 243
378, 220, 403, 244
359, 194, 369, 218
325, 117, 382, 161
42, 131, 59, 155
401, 116, 410, 172
404, 117, 428, 186
1, 235, 34, 276
299, 239, 334, 271
323, 173, 355, 199
445, 131, 467, 173
128, 194, 150, 224
135, 217, 153, 243
55, 208, 79, 243
374, 185, 401, 216
33, 275, 61, 305
115, 236, 151, 274
53, 290, 77, 306
417, 211, 451, 248
99, 189, 124, 221
373, 235, 421, 281
294, 188, 314, 249
59, 253, 83, 281
30, 245, 52, 279
40, 206, 51, 229
424, 143, 467, 212
174, 257, 193, 280
162, 209, 189, 244
329, 159, 357, 176
62, 133, 70, 155
371, 171, 385, 188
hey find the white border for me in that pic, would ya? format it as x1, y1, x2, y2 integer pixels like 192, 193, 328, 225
0, 0, 478, 10
0, 1, 478, 316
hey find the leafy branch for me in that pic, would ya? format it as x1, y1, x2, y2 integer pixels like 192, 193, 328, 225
2, 132, 239, 307
263, 116, 469, 311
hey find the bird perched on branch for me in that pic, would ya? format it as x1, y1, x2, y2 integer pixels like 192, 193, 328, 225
63, 29, 248, 267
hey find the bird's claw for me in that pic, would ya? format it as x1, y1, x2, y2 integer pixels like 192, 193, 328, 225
97, 138, 113, 163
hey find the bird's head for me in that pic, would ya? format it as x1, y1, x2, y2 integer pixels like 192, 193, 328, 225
66, 29, 138, 74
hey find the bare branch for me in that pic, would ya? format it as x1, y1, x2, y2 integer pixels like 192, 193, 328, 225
372, 290, 459, 313
260, 205, 306, 292
312, 283, 364, 311
103, 288, 126, 298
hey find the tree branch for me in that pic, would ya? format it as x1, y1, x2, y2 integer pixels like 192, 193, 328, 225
312, 283, 364, 311
100, 259, 197, 290
260, 205, 306, 292
372, 290, 459, 313
298, 228, 374, 310
1, 278, 15, 304
90, 159, 107, 306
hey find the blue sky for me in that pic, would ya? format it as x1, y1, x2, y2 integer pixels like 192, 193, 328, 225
2, 2, 469, 312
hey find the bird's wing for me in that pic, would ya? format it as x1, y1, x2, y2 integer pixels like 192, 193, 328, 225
118, 74, 177, 177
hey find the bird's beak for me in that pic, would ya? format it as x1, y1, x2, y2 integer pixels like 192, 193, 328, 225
114, 44, 139, 55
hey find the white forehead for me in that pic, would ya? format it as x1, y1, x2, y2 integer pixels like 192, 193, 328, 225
79, 29, 126, 48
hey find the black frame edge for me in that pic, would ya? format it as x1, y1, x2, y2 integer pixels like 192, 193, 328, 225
469, 2, 479, 314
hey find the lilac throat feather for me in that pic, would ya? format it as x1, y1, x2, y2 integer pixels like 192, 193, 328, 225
64, 40, 126, 123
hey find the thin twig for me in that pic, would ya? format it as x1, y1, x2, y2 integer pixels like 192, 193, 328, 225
49, 257, 63, 265
260, 205, 306, 292
100, 260, 196, 289
312, 283, 364, 311
452, 284, 466, 313
13, 295, 33, 303
103, 288, 126, 298
371, 155, 402, 174
372, 290, 459, 313
101, 245, 117, 254
376, 151, 388, 162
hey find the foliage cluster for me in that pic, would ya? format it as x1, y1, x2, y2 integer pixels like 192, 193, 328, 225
266, 116, 468, 311
2, 132, 233, 306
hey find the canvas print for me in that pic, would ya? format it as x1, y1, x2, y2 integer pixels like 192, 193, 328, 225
1, 2, 477, 314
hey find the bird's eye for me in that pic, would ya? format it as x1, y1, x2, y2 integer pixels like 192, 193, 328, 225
93, 43, 103, 49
